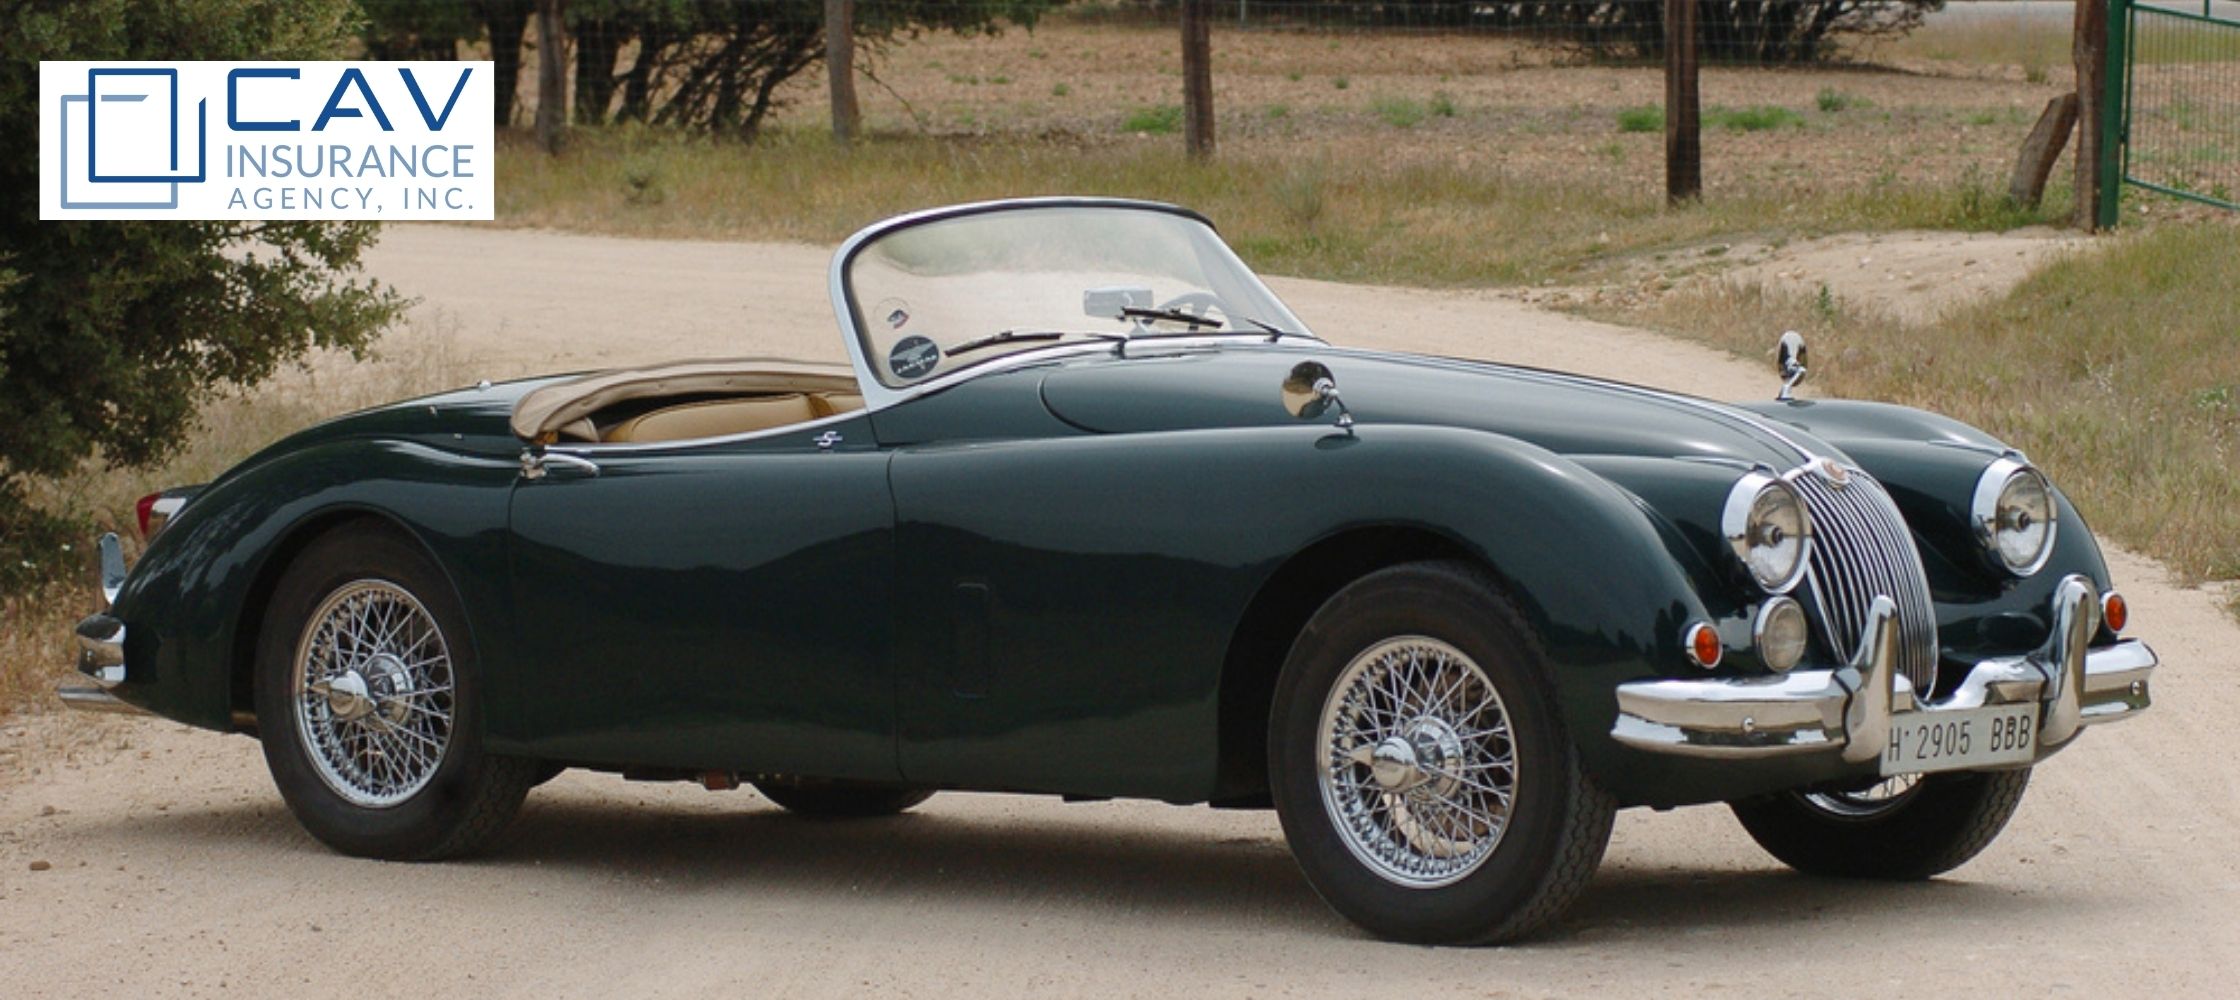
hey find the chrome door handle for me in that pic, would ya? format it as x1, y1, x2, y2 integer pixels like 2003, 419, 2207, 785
521, 450, 601, 481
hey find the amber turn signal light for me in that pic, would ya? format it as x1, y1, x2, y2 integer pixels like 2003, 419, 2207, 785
2102, 591, 2128, 634
1683, 621, 1723, 669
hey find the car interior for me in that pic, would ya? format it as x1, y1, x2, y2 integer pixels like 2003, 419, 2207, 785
510, 359, 864, 446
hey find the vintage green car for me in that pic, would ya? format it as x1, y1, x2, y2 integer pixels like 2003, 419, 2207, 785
66, 198, 2156, 944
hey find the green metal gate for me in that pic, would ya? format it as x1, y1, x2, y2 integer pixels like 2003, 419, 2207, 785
2104, 0, 2240, 225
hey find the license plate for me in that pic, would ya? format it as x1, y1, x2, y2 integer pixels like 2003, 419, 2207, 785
1880, 703, 2039, 776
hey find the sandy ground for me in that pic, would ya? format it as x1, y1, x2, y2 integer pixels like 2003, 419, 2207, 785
5, 225, 2234, 998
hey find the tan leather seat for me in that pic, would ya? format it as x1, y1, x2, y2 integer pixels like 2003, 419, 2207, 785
601, 393, 818, 444
810, 392, 863, 417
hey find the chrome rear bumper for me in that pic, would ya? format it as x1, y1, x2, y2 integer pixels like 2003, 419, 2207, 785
1613, 575, 2154, 761
59, 531, 145, 716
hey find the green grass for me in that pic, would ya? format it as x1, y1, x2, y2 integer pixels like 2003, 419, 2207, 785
495, 129, 2063, 290
1604, 224, 2240, 592
1373, 96, 1427, 129
1122, 104, 1183, 134
1707, 105, 1805, 132
1616, 105, 1663, 133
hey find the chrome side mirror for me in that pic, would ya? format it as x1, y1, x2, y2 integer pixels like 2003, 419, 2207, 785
1774, 331, 1808, 401
1282, 361, 1355, 431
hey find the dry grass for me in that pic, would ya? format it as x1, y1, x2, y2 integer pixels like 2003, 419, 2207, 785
1600, 223, 2240, 597
498, 127, 2055, 289
1, 321, 473, 717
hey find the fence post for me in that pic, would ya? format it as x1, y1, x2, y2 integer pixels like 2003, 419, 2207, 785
2074, 0, 2108, 229
1664, 0, 1701, 203
1182, 0, 1216, 159
2096, 0, 2130, 229
827, 0, 861, 145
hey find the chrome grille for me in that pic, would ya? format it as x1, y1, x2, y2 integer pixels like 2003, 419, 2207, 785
1793, 467, 1940, 695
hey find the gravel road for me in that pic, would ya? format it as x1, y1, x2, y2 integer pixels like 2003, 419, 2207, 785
3, 224, 2232, 999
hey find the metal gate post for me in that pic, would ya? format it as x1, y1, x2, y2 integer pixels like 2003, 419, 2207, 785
2098, 0, 2131, 230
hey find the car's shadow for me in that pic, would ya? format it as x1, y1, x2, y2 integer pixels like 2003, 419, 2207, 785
122, 789, 2067, 945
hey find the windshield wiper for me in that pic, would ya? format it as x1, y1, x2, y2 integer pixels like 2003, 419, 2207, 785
1119, 306, 1224, 330
1234, 315, 1317, 343
947, 329, 1125, 357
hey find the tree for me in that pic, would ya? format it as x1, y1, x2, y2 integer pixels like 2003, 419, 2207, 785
0, 0, 405, 577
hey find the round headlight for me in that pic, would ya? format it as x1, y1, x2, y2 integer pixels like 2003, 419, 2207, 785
1972, 457, 2057, 577
1754, 596, 1810, 673
1723, 473, 1813, 593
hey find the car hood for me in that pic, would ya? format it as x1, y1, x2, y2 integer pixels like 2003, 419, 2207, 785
1037, 344, 1833, 468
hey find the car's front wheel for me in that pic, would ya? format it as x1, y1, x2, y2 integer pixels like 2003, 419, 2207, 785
1269, 561, 1615, 945
254, 524, 537, 861
1730, 769, 2030, 879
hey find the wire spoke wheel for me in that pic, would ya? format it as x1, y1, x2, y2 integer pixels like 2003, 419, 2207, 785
291, 580, 456, 808
1800, 773, 1923, 820
1317, 636, 1519, 889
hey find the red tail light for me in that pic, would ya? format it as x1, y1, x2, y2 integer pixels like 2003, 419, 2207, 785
135, 492, 161, 538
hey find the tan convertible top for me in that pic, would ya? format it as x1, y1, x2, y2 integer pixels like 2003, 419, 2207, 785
510, 357, 859, 441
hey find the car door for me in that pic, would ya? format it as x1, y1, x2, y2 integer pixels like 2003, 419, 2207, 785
503, 412, 898, 780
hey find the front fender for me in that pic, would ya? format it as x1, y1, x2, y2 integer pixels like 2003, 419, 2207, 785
110, 437, 518, 732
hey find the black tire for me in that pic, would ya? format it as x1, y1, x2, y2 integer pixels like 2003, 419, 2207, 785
254, 523, 536, 861
1730, 769, 2031, 880
753, 781, 934, 818
1269, 560, 1615, 945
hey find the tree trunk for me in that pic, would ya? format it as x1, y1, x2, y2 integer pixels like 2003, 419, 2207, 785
2010, 94, 2079, 208
1181, 0, 1215, 159
2073, 0, 2107, 229
826, 0, 861, 144
1664, 0, 1701, 203
573, 14, 623, 126
535, 0, 567, 154
477, 0, 533, 129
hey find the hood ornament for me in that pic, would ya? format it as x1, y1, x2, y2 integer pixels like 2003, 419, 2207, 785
1817, 457, 1852, 489
1774, 331, 1809, 402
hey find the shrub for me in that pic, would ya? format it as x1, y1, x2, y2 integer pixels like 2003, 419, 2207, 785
0, 0, 407, 584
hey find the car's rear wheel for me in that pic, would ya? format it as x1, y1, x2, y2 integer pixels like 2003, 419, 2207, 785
1269, 561, 1614, 945
254, 524, 536, 860
753, 781, 933, 818
1730, 768, 2030, 879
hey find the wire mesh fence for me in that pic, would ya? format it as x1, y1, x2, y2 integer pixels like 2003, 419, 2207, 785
2123, 2, 2240, 207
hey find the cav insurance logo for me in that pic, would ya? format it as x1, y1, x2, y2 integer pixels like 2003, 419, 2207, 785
39, 61, 493, 220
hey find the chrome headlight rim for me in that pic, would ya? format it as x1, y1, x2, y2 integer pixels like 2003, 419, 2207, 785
1971, 456, 2057, 578
1721, 471, 1814, 595
1753, 595, 1810, 673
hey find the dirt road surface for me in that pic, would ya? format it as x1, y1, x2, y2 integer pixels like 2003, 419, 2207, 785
5, 225, 2233, 998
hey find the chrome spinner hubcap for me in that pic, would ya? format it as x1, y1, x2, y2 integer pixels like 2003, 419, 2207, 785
1319, 636, 1520, 889
291, 581, 455, 808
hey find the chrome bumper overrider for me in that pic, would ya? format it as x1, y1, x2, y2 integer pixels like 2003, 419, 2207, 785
1613, 575, 2155, 761
60, 532, 146, 716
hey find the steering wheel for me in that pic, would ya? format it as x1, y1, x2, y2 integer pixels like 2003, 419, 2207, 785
1156, 291, 1232, 327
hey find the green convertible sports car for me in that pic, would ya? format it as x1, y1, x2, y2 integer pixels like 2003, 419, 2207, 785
66, 198, 2156, 943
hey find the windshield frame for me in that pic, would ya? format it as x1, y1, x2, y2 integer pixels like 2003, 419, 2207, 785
827, 197, 1318, 411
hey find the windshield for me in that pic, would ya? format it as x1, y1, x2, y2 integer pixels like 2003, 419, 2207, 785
842, 204, 1311, 389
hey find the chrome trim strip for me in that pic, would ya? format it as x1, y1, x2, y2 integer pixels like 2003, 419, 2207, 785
1612, 581, 2155, 761
57, 685, 150, 715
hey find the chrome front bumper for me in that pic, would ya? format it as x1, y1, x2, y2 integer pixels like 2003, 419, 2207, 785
1613, 575, 2155, 761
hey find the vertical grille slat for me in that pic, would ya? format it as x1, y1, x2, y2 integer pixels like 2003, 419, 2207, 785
1792, 469, 1939, 695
